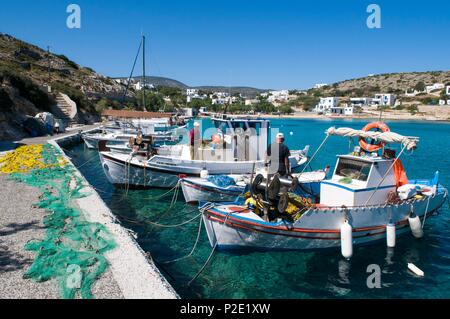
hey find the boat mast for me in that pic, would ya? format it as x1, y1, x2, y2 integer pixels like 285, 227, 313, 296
142, 35, 147, 112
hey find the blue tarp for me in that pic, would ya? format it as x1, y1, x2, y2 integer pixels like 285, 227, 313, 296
207, 175, 236, 188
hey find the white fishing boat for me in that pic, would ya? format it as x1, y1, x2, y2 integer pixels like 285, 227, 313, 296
180, 170, 327, 203
99, 117, 309, 189
200, 122, 448, 256
181, 175, 250, 203
82, 131, 136, 149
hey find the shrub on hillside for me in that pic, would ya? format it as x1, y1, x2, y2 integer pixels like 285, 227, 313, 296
0, 88, 13, 111
2, 70, 51, 111
57, 54, 79, 70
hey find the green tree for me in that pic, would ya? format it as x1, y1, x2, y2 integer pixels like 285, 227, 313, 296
135, 91, 165, 111
414, 81, 426, 92
279, 105, 294, 114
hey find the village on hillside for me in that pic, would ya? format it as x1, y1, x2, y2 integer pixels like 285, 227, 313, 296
113, 77, 450, 120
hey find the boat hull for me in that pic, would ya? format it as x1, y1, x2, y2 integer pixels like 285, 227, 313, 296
99, 152, 179, 188
181, 178, 245, 203
99, 151, 308, 189
201, 188, 447, 251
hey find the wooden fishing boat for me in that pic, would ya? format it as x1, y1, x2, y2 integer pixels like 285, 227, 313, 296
180, 170, 327, 203
200, 123, 448, 257
99, 117, 310, 189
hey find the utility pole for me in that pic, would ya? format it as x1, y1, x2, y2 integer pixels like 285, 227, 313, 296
142, 35, 147, 112
47, 46, 51, 85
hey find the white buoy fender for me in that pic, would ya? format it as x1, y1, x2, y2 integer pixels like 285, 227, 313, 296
200, 169, 209, 179
408, 214, 424, 239
340, 220, 353, 259
408, 263, 424, 277
386, 223, 396, 248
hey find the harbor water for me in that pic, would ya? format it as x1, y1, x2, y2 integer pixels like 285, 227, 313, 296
67, 119, 450, 298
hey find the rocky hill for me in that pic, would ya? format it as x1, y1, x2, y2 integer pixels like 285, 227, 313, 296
0, 33, 126, 140
122, 76, 266, 97
321, 71, 450, 96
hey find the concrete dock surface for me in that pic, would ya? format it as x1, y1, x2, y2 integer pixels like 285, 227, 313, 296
0, 125, 178, 299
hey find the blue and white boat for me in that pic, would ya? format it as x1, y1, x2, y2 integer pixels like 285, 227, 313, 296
99, 117, 309, 188
180, 170, 327, 203
200, 123, 448, 257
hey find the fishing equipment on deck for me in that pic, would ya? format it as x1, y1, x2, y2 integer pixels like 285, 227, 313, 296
200, 169, 209, 179
207, 175, 236, 188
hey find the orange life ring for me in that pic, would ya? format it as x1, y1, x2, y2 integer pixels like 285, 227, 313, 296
359, 122, 390, 152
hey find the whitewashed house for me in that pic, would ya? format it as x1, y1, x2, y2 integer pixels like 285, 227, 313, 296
329, 104, 354, 116
350, 97, 373, 107
314, 83, 328, 89
372, 94, 396, 107
426, 83, 445, 94
315, 97, 340, 114
446, 85, 450, 95
245, 98, 259, 106
267, 90, 289, 103
186, 89, 199, 96
134, 81, 154, 91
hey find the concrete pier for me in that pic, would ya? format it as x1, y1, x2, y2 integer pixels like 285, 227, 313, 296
0, 127, 178, 299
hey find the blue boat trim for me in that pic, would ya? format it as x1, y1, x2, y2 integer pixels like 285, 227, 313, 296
321, 181, 396, 193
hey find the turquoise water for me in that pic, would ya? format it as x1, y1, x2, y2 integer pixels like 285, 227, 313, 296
68, 119, 450, 298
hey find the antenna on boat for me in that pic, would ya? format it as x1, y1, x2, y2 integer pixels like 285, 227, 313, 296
142, 34, 147, 112
120, 38, 142, 108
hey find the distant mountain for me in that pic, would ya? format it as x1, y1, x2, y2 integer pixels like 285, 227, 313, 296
193, 86, 267, 98
116, 76, 189, 89
119, 76, 267, 97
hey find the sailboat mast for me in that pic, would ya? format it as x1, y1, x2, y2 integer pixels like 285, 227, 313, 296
142, 35, 147, 111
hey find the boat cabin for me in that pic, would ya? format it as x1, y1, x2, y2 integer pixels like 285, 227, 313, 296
201, 117, 271, 162
320, 154, 397, 207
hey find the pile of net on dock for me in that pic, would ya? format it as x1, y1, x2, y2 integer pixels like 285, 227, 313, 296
0, 144, 116, 299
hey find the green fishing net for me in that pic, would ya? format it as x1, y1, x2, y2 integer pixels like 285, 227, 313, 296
5, 144, 116, 299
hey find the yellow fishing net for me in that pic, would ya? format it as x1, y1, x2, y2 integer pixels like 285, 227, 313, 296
0, 144, 68, 174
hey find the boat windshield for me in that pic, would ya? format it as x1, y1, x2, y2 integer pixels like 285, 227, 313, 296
335, 158, 372, 181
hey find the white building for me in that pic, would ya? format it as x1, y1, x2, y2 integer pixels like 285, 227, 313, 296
245, 99, 259, 106
446, 85, 450, 95
330, 106, 354, 116
315, 97, 340, 114
350, 97, 373, 107
267, 90, 289, 103
426, 83, 445, 94
314, 83, 328, 89
134, 81, 154, 91
186, 89, 199, 96
212, 97, 229, 105
372, 94, 396, 107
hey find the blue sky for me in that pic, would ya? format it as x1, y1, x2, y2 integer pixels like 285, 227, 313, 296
1, 0, 449, 89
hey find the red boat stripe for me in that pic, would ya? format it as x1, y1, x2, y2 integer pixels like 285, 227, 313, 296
206, 215, 394, 240
206, 209, 409, 234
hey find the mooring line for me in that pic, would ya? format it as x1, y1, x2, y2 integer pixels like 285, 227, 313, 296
146, 212, 202, 228
161, 215, 203, 264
